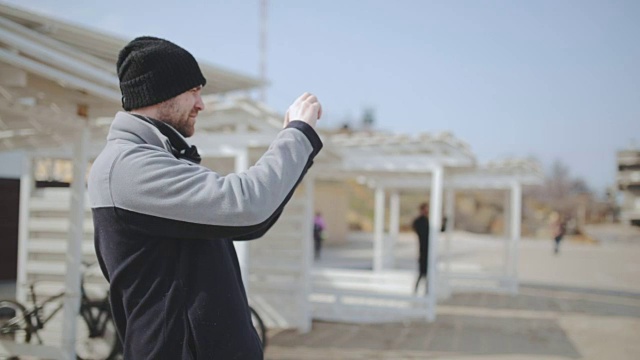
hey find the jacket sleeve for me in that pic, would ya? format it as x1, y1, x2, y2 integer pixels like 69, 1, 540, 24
107, 121, 322, 240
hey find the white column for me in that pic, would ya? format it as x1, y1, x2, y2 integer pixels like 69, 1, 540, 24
16, 155, 32, 303
300, 176, 315, 333
445, 188, 456, 299
426, 166, 443, 322
503, 189, 511, 279
444, 188, 454, 279
233, 149, 250, 292
373, 186, 385, 272
387, 190, 400, 269
62, 120, 89, 360
509, 182, 522, 294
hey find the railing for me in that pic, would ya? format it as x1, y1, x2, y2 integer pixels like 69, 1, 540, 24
310, 269, 431, 323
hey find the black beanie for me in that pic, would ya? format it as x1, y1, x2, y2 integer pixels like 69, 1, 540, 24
116, 36, 207, 110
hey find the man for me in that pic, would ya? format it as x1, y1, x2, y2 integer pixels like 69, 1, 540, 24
552, 213, 567, 255
313, 211, 326, 260
412, 203, 430, 294
88, 36, 323, 359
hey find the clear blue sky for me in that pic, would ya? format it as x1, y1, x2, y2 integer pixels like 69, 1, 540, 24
8, 0, 640, 193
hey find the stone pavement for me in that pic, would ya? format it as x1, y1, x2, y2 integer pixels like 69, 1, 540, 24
266, 228, 640, 360
1, 227, 638, 359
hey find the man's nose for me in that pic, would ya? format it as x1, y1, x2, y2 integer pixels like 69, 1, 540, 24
195, 95, 205, 111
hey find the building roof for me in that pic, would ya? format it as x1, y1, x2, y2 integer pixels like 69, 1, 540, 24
0, 3, 263, 95
0, 2, 263, 153
326, 130, 476, 173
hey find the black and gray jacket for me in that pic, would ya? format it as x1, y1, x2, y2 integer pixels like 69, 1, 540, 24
88, 111, 322, 359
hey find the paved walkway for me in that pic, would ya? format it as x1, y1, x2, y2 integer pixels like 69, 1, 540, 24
2, 227, 638, 359
266, 227, 640, 360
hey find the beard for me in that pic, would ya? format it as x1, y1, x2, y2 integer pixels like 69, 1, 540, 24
156, 98, 195, 137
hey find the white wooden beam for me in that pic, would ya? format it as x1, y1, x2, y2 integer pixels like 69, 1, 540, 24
16, 154, 32, 303
387, 190, 400, 269
0, 16, 115, 73
0, 48, 120, 102
509, 181, 522, 294
426, 166, 443, 322
503, 189, 511, 280
0, 23, 117, 87
61, 117, 89, 360
300, 175, 315, 333
444, 188, 454, 281
373, 186, 385, 272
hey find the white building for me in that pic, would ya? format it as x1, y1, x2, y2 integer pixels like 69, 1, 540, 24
617, 149, 640, 226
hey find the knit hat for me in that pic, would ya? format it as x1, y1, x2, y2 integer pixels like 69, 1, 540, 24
116, 36, 207, 110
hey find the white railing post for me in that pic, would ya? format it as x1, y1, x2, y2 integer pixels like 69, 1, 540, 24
62, 118, 89, 360
16, 154, 32, 304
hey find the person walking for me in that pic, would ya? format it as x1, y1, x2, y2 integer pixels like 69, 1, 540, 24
412, 203, 430, 294
552, 213, 567, 255
313, 212, 326, 259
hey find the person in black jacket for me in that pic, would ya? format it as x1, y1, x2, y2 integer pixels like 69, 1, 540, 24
88, 36, 322, 359
412, 202, 430, 294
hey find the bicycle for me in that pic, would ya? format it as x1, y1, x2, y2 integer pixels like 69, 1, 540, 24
0, 269, 121, 360
1, 277, 266, 358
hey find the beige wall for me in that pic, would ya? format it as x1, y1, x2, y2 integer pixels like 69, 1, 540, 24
314, 180, 349, 245
200, 156, 235, 175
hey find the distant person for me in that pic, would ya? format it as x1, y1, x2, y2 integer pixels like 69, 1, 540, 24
412, 203, 430, 294
313, 212, 326, 259
551, 213, 567, 254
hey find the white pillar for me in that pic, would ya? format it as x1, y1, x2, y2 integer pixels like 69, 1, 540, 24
233, 149, 250, 292
426, 166, 443, 322
444, 188, 454, 279
503, 189, 511, 279
373, 186, 385, 272
62, 120, 89, 360
300, 176, 315, 333
509, 182, 522, 294
16, 155, 32, 304
387, 190, 400, 269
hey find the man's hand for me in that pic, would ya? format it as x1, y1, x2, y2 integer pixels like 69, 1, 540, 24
284, 92, 322, 128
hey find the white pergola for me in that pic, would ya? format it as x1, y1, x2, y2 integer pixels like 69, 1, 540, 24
441, 159, 544, 295
368, 159, 544, 296
0, 4, 262, 358
312, 132, 543, 322
317, 131, 476, 321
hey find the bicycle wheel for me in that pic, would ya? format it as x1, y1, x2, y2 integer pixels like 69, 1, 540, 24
0, 300, 32, 344
75, 307, 121, 360
249, 306, 267, 349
